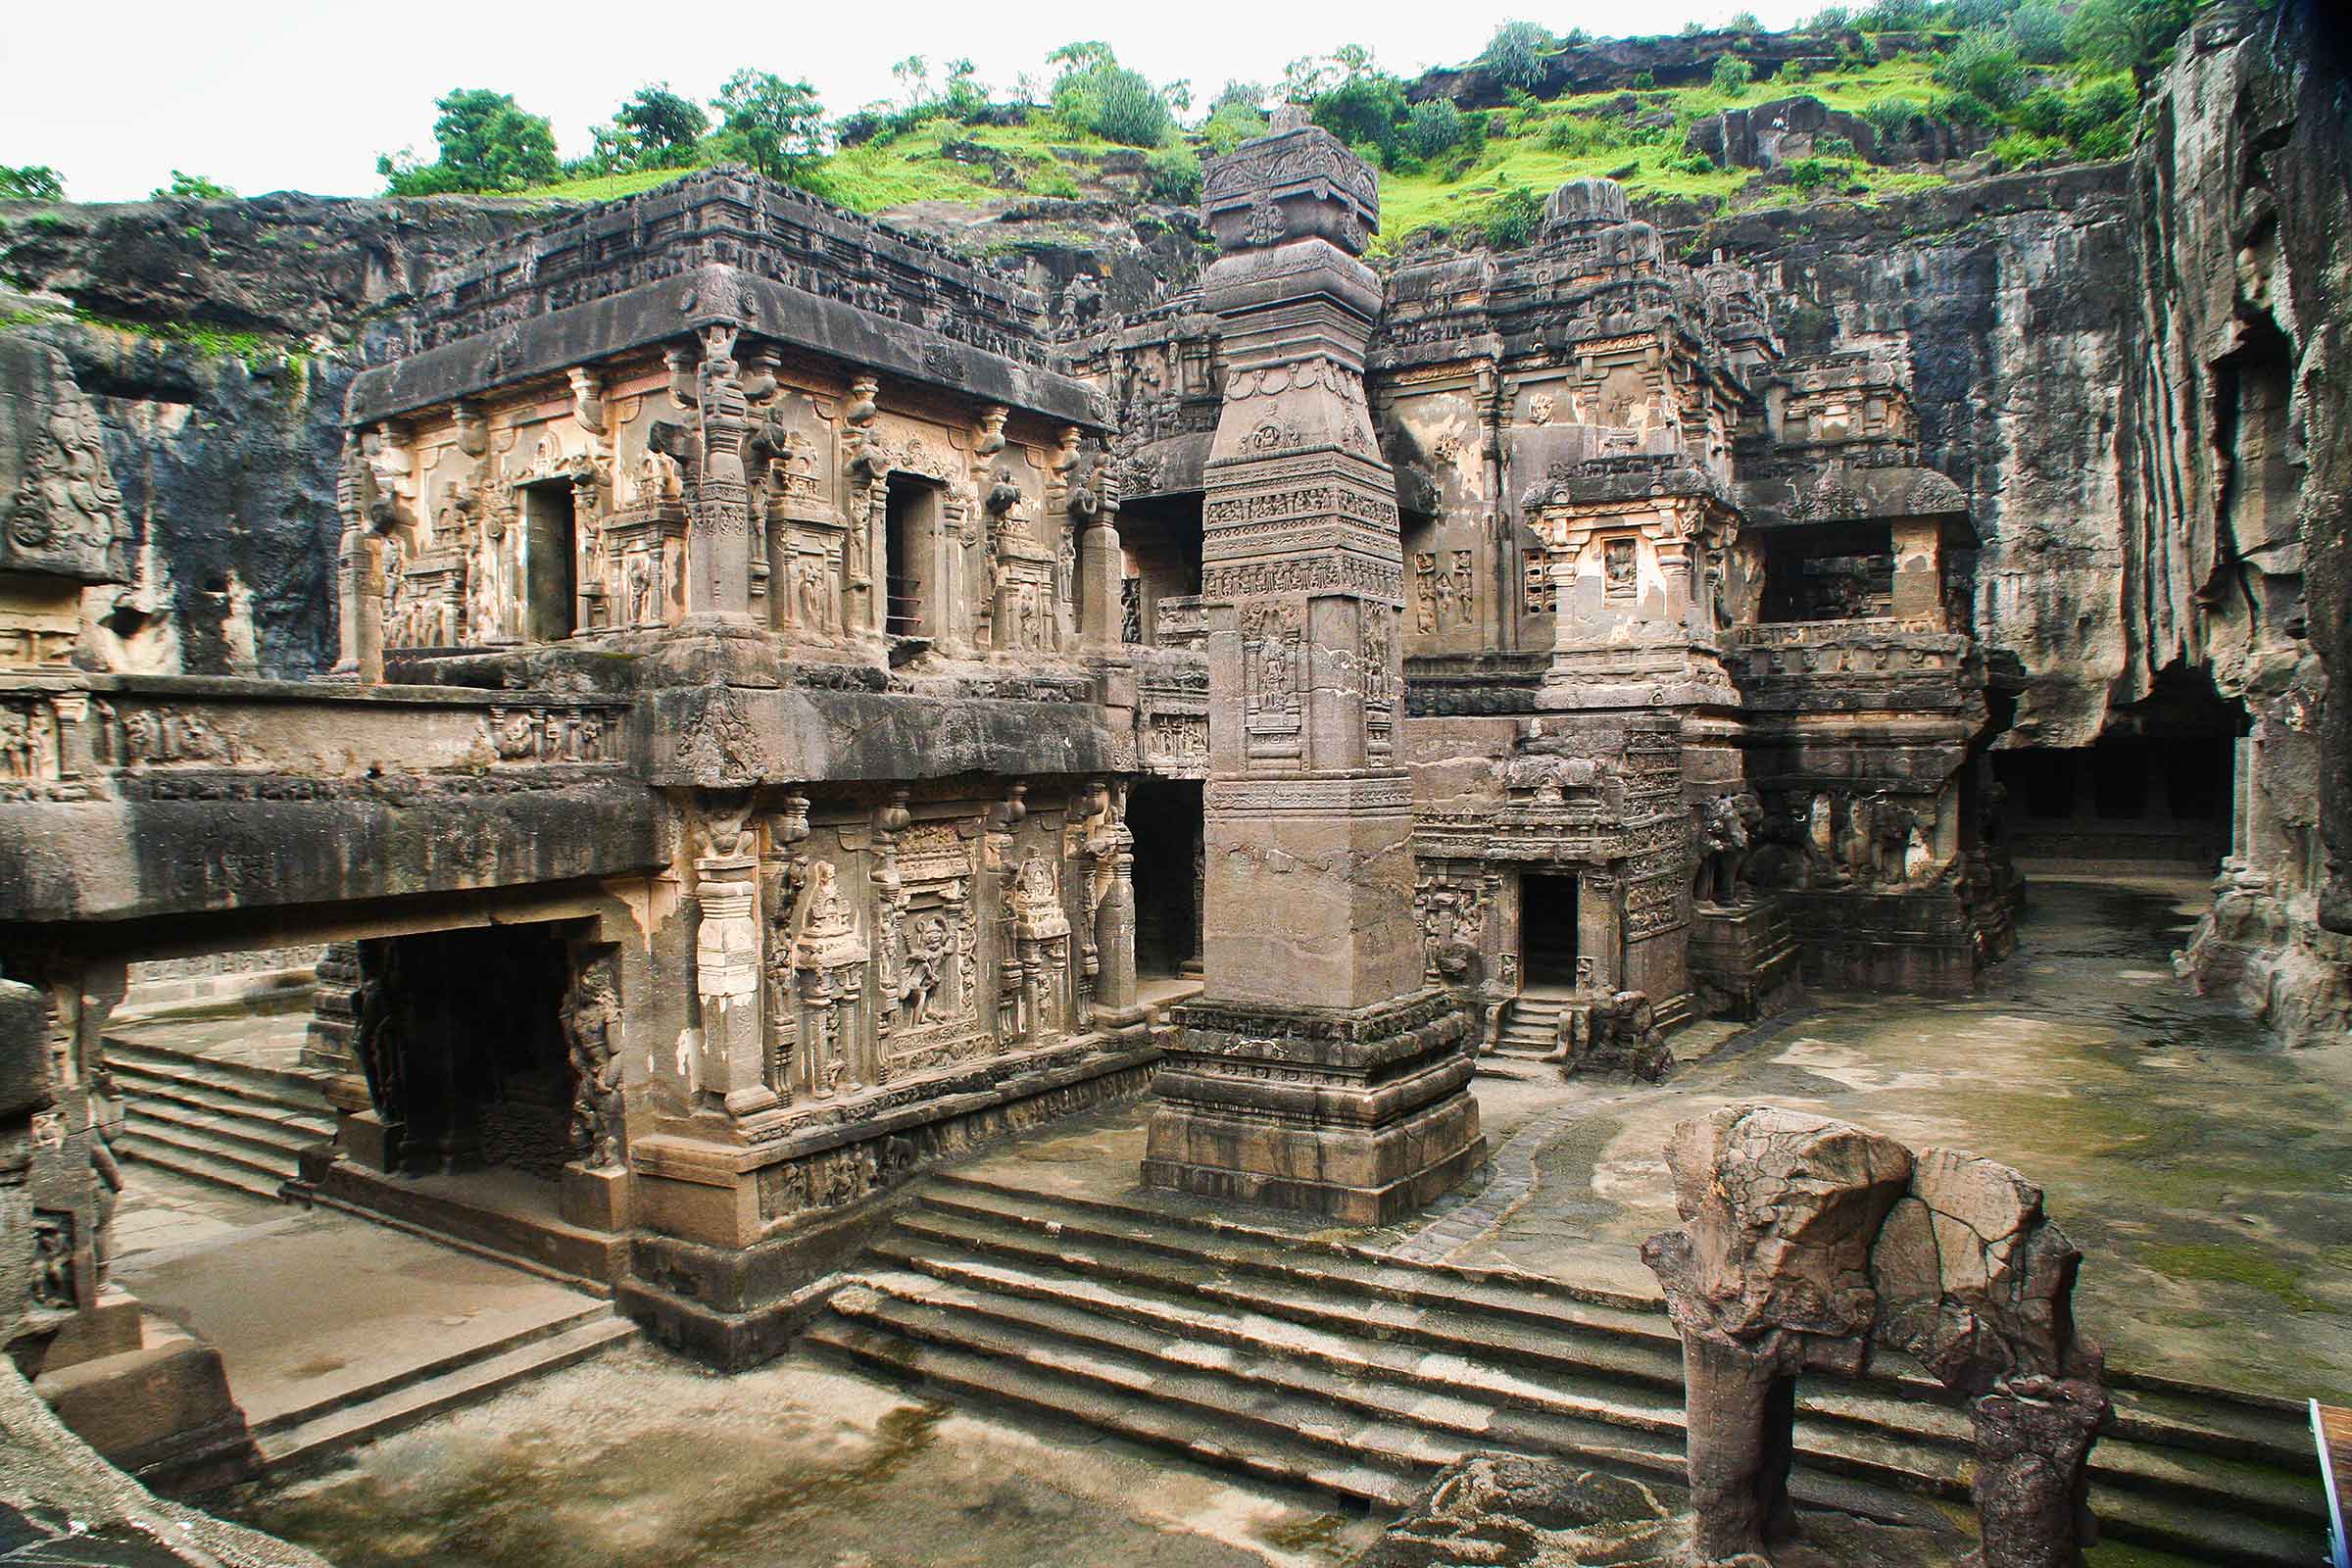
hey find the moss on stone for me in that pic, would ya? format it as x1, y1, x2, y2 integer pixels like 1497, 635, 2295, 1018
2136, 1242, 2328, 1313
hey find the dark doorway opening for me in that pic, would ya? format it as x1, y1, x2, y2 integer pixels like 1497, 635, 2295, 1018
522, 482, 577, 643
1759, 522, 1894, 623
885, 476, 938, 639
1522, 873, 1581, 988
358, 924, 573, 1178
1116, 494, 1204, 645
1990, 738, 2232, 863
1129, 777, 1204, 978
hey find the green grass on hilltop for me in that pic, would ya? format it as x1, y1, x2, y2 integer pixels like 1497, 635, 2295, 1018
508, 166, 698, 203
1371, 54, 1951, 248
464, 53, 1984, 248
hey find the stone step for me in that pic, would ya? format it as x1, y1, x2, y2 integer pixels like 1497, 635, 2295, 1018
105, 1039, 334, 1116
110, 1061, 336, 1137
804, 1310, 1428, 1509
118, 1086, 332, 1156
256, 1313, 636, 1473
889, 1206, 1692, 1400
866, 1231, 2321, 1544
118, 1118, 299, 1191
925, 1170, 2318, 1470
811, 1273, 1945, 1533
928, 1170, 1666, 1317
118, 1132, 287, 1202
874, 1177, 2326, 1563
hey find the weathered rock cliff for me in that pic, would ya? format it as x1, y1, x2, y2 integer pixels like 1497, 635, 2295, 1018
2134, 2, 2352, 1040
1677, 163, 2139, 751
0, 192, 541, 678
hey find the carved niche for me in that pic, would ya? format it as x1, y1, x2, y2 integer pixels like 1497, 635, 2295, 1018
787, 859, 868, 1100
871, 807, 988, 1078
1412, 548, 1476, 634
0, 340, 127, 584
1241, 601, 1305, 764
750, 392, 849, 641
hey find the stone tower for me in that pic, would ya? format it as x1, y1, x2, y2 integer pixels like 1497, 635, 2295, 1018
1141, 123, 1485, 1223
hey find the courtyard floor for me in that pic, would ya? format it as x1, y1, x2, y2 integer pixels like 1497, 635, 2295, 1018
178, 864, 2347, 1566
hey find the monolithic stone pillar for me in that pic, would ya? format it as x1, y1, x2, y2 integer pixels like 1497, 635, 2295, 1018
1078, 457, 1126, 654
677, 329, 758, 629
1891, 516, 1943, 625
1971, 1377, 2109, 1568
1682, 1340, 1796, 1562
332, 435, 384, 683
692, 796, 774, 1115
1144, 122, 1483, 1225
1097, 818, 1140, 1019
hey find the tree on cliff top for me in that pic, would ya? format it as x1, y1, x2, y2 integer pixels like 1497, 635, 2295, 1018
1048, 41, 1182, 147
615, 84, 710, 166
379, 89, 560, 195
0, 165, 65, 201
1480, 22, 1556, 89
712, 72, 825, 181
2066, 0, 2202, 81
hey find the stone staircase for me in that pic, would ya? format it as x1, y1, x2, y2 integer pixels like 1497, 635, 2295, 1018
806, 1169, 2328, 1566
253, 1303, 636, 1474
1493, 991, 1571, 1058
109, 1035, 336, 1200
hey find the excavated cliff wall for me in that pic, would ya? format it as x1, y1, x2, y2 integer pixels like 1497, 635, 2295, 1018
2134, 2, 2351, 1039
0, 192, 539, 678
1676, 163, 2139, 752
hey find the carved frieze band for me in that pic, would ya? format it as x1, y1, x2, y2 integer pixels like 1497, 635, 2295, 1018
1206, 774, 1411, 815
1201, 555, 1405, 604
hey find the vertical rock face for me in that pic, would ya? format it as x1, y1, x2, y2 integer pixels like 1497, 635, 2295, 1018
1687, 166, 2138, 752
0, 193, 544, 679
2132, 3, 2352, 1040
1680, 2, 2352, 1040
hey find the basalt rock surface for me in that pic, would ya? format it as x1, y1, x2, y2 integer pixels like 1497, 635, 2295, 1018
0, 193, 546, 680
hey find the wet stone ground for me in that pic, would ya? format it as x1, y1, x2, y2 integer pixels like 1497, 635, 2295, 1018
1440, 869, 2352, 1404
216, 1343, 1380, 1568
206, 868, 2347, 1564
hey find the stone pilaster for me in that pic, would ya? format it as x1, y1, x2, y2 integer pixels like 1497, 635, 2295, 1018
1144, 123, 1483, 1225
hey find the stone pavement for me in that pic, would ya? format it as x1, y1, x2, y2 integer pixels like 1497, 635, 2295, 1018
1419, 870, 2352, 1405
112, 1162, 287, 1263
112, 1186, 612, 1434
219, 1342, 1382, 1568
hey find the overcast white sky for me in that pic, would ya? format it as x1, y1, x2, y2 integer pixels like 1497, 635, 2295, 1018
6, 0, 1817, 203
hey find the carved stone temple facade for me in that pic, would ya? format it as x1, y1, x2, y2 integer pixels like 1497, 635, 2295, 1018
1085, 168, 2017, 1055
1, 151, 2020, 1397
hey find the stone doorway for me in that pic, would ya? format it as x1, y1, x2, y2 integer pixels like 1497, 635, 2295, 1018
1128, 777, 1203, 979
884, 475, 941, 638
351, 924, 574, 1179
521, 481, 577, 643
1522, 873, 1581, 988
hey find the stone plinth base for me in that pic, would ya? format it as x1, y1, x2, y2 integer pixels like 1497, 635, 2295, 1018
622, 1038, 1159, 1368
1778, 884, 2010, 995
1145, 989, 1484, 1227
313, 1159, 629, 1291
1690, 899, 1804, 1021
561, 1161, 631, 1231
34, 1313, 259, 1494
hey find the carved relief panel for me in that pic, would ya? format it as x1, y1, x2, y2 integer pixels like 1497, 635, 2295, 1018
1240, 601, 1305, 766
